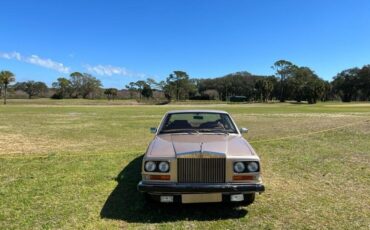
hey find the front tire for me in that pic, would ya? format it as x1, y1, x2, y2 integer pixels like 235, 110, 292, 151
144, 193, 155, 203
241, 193, 255, 206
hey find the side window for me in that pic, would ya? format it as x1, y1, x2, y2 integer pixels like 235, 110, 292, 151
221, 114, 237, 132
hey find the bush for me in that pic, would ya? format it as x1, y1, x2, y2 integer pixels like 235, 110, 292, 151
189, 95, 210, 100
51, 93, 64, 99
229, 96, 247, 102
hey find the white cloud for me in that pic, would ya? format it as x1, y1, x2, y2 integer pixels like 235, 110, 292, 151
26, 55, 70, 73
0, 51, 70, 73
84, 64, 146, 78
0, 51, 21, 61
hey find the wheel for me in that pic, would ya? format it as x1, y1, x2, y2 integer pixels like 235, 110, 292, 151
144, 193, 155, 204
241, 193, 255, 206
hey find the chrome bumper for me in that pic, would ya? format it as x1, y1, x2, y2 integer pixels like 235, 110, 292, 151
137, 181, 265, 194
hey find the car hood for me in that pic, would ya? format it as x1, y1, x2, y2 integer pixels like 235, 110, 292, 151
146, 134, 257, 158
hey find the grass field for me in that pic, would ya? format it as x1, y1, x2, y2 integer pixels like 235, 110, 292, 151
0, 99, 369, 229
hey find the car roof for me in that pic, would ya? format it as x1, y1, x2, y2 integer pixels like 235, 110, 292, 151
166, 110, 229, 114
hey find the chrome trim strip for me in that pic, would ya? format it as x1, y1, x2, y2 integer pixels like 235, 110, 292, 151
176, 151, 226, 157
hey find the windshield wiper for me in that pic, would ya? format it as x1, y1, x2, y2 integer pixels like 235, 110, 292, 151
199, 128, 229, 134
161, 129, 199, 134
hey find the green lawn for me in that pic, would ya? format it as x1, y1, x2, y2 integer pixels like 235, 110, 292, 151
0, 99, 369, 229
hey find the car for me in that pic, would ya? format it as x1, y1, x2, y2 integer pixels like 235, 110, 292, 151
137, 110, 265, 205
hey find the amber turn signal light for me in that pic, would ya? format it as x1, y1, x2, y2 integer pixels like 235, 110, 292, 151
149, 175, 170, 180
233, 175, 254, 180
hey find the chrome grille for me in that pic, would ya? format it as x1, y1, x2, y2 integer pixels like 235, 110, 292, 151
177, 158, 226, 183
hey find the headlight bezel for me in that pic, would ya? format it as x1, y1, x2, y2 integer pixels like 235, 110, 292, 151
158, 161, 170, 172
144, 160, 170, 173
144, 161, 157, 172
233, 162, 246, 173
233, 161, 260, 173
247, 161, 259, 172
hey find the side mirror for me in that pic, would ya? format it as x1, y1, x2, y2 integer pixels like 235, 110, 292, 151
150, 127, 157, 134
240, 127, 248, 134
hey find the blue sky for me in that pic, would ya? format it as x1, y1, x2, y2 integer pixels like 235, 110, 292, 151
1, 0, 370, 88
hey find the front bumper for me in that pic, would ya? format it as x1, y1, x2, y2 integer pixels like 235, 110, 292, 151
137, 181, 265, 194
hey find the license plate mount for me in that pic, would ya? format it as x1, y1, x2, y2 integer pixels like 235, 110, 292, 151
181, 193, 222, 203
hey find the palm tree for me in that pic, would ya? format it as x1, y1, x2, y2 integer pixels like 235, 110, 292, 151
0, 70, 15, 104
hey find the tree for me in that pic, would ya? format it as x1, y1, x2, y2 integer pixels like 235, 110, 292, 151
264, 76, 277, 101
255, 77, 275, 102
321, 81, 332, 101
156, 80, 167, 94
104, 88, 118, 100
287, 67, 325, 104
331, 65, 370, 102
68, 72, 101, 99
331, 68, 359, 102
168, 71, 187, 100
125, 82, 137, 99
134, 80, 146, 100
357, 65, 370, 100
52, 77, 72, 99
272, 60, 297, 102
146, 78, 159, 90
141, 84, 153, 98
125, 80, 155, 100
198, 72, 261, 101
69, 72, 84, 98
81, 74, 102, 99
14, 81, 47, 99
0, 70, 15, 104
165, 71, 196, 101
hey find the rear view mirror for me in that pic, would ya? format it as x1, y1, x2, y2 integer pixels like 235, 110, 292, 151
193, 115, 203, 120
240, 127, 248, 134
150, 127, 157, 134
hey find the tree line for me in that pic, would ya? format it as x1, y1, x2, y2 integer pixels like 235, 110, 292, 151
125, 60, 370, 104
1, 60, 370, 104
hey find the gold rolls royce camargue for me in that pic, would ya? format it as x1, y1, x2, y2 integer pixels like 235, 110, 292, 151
137, 110, 265, 205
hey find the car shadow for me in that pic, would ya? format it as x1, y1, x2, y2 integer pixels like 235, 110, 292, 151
100, 155, 248, 223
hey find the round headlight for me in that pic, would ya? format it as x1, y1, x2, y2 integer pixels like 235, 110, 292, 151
145, 161, 156, 172
247, 162, 259, 172
158, 161, 169, 172
234, 162, 245, 173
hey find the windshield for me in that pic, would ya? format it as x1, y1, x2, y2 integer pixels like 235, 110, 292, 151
159, 112, 238, 134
